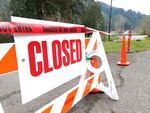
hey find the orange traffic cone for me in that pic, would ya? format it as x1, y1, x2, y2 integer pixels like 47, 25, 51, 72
127, 30, 133, 53
117, 36, 130, 66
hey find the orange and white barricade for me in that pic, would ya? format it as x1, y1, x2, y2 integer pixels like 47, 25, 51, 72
0, 43, 17, 75
0, 16, 119, 113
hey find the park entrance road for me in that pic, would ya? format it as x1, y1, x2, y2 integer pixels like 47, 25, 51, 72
119, 35, 147, 40
0, 50, 150, 113
69, 50, 150, 113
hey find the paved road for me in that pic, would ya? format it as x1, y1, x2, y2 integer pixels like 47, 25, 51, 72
69, 50, 150, 113
118, 35, 147, 40
0, 50, 150, 113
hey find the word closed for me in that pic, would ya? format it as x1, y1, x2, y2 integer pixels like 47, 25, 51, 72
28, 39, 82, 77
13, 16, 86, 104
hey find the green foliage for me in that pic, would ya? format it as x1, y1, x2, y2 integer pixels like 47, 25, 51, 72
10, 0, 84, 21
8, 0, 105, 30
0, 0, 11, 21
0, 35, 14, 43
138, 16, 150, 36
0, 0, 105, 43
130, 38, 150, 52
103, 38, 150, 53
114, 15, 126, 33
103, 41, 121, 53
99, 2, 146, 31
81, 2, 104, 30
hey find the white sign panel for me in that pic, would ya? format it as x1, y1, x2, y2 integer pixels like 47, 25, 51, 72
12, 17, 86, 104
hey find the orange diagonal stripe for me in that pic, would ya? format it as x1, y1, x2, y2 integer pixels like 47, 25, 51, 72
42, 105, 53, 113
83, 77, 94, 97
0, 45, 18, 75
61, 88, 78, 113
85, 38, 97, 50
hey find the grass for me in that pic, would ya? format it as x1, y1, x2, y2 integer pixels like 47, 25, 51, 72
103, 37, 150, 53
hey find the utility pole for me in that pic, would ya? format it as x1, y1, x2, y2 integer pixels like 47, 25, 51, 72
108, 0, 113, 40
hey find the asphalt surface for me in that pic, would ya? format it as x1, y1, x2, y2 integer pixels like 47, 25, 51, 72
0, 50, 150, 113
69, 50, 150, 113
118, 35, 147, 40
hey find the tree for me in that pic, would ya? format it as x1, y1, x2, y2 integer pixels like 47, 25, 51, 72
114, 15, 126, 33
138, 16, 150, 36
0, 0, 14, 43
9, 0, 104, 30
9, 0, 86, 23
100, 1, 146, 31
0, 0, 11, 21
81, 2, 104, 30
